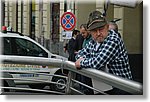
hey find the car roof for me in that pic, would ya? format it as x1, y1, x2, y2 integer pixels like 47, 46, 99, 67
0, 31, 40, 46
0, 31, 26, 38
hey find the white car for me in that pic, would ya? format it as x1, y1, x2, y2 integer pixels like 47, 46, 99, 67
0, 29, 68, 92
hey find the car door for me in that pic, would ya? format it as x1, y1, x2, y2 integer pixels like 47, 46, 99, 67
2, 37, 50, 85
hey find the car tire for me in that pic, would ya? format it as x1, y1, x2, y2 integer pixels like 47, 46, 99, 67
50, 73, 67, 93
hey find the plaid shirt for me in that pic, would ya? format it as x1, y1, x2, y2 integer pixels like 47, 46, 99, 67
76, 30, 132, 80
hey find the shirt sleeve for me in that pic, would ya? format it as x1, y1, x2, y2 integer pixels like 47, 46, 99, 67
80, 39, 120, 69
75, 41, 92, 60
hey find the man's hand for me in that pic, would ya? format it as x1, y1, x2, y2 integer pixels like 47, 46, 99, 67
75, 57, 84, 69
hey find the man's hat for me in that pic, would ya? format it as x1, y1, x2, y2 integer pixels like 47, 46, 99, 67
87, 11, 107, 31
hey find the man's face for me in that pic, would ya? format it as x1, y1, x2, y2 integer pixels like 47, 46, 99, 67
90, 24, 109, 43
80, 27, 89, 39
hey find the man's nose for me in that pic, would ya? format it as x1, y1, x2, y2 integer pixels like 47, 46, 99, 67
97, 30, 101, 36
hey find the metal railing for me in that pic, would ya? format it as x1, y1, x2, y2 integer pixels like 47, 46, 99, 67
0, 55, 143, 95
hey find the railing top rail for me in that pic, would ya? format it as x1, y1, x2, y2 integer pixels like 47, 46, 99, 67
0, 55, 63, 67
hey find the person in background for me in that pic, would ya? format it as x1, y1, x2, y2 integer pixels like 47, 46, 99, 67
109, 21, 118, 32
75, 11, 132, 95
109, 19, 121, 38
74, 28, 84, 53
63, 43, 68, 53
80, 24, 92, 48
78, 24, 94, 95
67, 30, 79, 62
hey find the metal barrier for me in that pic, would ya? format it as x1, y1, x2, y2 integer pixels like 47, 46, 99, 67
0, 55, 143, 95
0, 69, 68, 94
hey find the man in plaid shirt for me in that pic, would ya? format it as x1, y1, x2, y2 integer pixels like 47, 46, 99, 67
75, 11, 132, 95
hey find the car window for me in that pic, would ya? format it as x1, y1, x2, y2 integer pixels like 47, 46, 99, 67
3, 37, 48, 58
3, 37, 12, 55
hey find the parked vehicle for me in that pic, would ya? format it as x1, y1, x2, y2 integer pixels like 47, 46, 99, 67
0, 26, 68, 92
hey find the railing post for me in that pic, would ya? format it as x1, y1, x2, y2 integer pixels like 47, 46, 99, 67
65, 70, 76, 94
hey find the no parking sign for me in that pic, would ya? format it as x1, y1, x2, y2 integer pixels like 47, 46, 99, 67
61, 12, 76, 31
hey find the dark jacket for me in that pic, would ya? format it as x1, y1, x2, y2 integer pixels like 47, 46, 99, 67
75, 34, 84, 51
67, 37, 76, 62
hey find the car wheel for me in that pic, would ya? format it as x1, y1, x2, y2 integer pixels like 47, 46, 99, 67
50, 73, 67, 93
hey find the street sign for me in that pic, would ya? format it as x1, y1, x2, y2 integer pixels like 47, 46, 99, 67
61, 12, 76, 31
62, 31, 72, 39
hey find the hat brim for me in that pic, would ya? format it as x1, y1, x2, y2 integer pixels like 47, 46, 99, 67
87, 21, 107, 31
